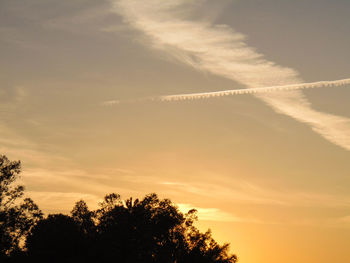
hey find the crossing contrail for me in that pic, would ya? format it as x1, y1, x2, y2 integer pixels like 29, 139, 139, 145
110, 0, 350, 151
103, 78, 350, 105
159, 78, 350, 101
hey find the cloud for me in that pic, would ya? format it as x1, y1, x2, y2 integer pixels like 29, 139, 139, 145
337, 215, 350, 224
103, 78, 350, 105
158, 78, 350, 101
177, 203, 259, 223
177, 202, 350, 227
26, 191, 101, 213
160, 181, 350, 208
0, 86, 39, 154
111, 0, 350, 151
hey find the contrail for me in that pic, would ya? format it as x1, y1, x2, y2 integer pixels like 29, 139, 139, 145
159, 78, 350, 101
111, 0, 350, 151
103, 78, 350, 105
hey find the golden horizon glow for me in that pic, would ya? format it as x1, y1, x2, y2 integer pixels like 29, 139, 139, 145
1, 1, 350, 263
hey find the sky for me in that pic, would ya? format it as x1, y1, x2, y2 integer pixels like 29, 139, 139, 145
1, 0, 350, 262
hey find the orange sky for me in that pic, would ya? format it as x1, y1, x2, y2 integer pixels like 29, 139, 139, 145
1, 1, 350, 262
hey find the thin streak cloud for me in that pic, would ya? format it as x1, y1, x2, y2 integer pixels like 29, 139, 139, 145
103, 78, 350, 105
177, 203, 259, 223
111, 0, 350, 151
159, 78, 350, 101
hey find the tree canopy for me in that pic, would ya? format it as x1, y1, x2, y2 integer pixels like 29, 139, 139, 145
0, 155, 42, 259
1, 155, 238, 263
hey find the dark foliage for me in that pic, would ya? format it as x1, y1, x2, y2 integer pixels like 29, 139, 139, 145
26, 214, 86, 262
25, 193, 238, 263
1, 155, 238, 263
0, 155, 42, 260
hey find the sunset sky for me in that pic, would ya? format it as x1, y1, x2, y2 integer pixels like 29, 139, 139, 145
1, 0, 350, 262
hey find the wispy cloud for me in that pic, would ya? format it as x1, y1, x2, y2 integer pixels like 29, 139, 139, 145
337, 215, 350, 224
158, 78, 350, 101
177, 203, 260, 223
111, 0, 350, 151
0, 86, 39, 153
26, 191, 101, 213
178, 202, 350, 227
160, 181, 350, 208
103, 78, 350, 105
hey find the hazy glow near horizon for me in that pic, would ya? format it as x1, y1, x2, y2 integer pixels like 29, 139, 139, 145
1, 0, 350, 263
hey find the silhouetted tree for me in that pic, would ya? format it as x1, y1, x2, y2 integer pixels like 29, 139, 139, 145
182, 227, 238, 263
27, 193, 238, 263
95, 193, 187, 262
1, 155, 238, 263
0, 155, 42, 259
26, 214, 86, 262
91, 193, 238, 263
71, 200, 96, 237
70, 199, 97, 259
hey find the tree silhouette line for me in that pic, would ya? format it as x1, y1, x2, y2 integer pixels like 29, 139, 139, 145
0, 155, 238, 263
